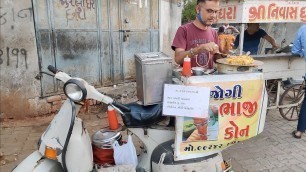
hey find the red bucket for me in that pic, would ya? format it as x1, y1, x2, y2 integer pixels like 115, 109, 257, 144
92, 144, 115, 165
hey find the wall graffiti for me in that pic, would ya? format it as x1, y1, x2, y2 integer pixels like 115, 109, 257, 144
0, 47, 28, 69
59, 0, 95, 25
0, 7, 33, 26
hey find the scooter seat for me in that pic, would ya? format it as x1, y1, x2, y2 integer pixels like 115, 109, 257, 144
120, 103, 164, 128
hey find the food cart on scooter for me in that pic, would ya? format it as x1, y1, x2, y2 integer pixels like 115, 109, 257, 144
152, 0, 304, 171
217, 0, 305, 121
168, 66, 267, 171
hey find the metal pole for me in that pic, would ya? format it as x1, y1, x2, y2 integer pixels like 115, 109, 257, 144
239, 24, 245, 55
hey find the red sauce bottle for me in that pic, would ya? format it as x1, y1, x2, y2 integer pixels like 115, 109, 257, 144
182, 57, 191, 77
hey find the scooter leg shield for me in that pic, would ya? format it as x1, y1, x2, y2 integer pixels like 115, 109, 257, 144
12, 150, 63, 172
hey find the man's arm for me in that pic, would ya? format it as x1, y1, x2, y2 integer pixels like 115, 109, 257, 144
174, 48, 192, 65
301, 27, 306, 58
228, 26, 240, 34
263, 35, 279, 49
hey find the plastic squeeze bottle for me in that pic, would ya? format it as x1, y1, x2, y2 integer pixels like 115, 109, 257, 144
182, 57, 191, 77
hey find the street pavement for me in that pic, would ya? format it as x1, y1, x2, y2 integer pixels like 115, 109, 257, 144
222, 110, 306, 172
0, 108, 305, 172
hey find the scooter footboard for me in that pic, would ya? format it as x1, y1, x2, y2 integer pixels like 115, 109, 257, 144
12, 151, 63, 172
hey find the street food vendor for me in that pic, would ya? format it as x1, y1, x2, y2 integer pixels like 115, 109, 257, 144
171, 0, 221, 69
233, 23, 279, 55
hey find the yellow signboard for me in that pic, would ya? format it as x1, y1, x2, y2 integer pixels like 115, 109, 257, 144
174, 73, 267, 160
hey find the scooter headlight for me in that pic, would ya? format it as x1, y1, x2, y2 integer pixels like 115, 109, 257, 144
64, 79, 87, 102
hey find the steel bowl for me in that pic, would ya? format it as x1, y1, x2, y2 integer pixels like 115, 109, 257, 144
192, 67, 205, 76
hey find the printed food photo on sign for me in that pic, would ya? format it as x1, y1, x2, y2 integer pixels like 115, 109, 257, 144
183, 104, 219, 142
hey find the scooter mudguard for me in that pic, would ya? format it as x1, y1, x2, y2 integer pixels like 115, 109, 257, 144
12, 150, 63, 172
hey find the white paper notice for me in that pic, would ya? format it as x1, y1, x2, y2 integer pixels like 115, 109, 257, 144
163, 84, 210, 118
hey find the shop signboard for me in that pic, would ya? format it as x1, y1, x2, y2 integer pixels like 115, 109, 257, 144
218, 0, 306, 23
173, 73, 267, 160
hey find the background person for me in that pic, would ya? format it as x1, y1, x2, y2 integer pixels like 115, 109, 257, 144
291, 25, 306, 139
171, 0, 221, 69
234, 23, 279, 55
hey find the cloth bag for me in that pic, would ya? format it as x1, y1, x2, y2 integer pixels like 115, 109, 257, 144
113, 135, 138, 167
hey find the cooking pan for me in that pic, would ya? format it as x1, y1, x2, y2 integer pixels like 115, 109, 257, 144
216, 58, 264, 74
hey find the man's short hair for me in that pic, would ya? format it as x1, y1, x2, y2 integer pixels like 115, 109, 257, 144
197, 0, 219, 4
247, 23, 260, 27
218, 26, 225, 33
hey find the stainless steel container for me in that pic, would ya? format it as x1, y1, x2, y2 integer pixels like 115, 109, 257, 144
135, 52, 172, 105
92, 130, 122, 149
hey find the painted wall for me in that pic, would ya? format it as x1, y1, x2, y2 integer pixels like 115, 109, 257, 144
160, 0, 183, 59
0, 0, 49, 119
0, 0, 183, 119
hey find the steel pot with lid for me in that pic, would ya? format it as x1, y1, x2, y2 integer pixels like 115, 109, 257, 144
92, 129, 122, 149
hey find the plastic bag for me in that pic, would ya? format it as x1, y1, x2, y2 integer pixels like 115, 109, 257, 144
113, 135, 138, 167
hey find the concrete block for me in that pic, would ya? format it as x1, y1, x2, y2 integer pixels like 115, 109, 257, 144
241, 165, 267, 172
0, 163, 18, 172
27, 98, 52, 116
61, 94, 67, 100
22, 143, 37, 151
0, 128, 14, 135
52, 101, 62, 106
1, 146, 22, 156
89, 100, 94, 106
289, 164, 306, 172
297, 163, 306, 171
0, 137, 17, 145
25, 136, 39, 142
290, 153, 305, 162
51, 105, 59, 113
270, 166, 291, 172
255, 157, 275, 169
229, 160, 244, 172
292, 142, 306, 151
239, 159, 261, 167
92, 100, 97, 105
28, 132, 41, 138
13, 134, 29, 143
46, 95, 62, 103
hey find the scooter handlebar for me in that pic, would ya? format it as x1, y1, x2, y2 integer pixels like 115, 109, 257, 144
47, 65, 59, 74
112, 101, 131, 112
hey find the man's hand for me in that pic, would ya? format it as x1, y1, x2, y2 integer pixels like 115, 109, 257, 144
264, 35, 279, 50
198, 42, 219, 54
227, 26, 240, 34
272, 44, 280, 50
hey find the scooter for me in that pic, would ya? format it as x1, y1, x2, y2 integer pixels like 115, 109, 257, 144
13, 65, 226, 172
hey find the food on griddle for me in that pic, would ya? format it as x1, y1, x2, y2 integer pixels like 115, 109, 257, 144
225, 55, 254, 65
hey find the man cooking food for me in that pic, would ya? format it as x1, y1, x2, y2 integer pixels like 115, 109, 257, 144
171, 0, 221, 69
